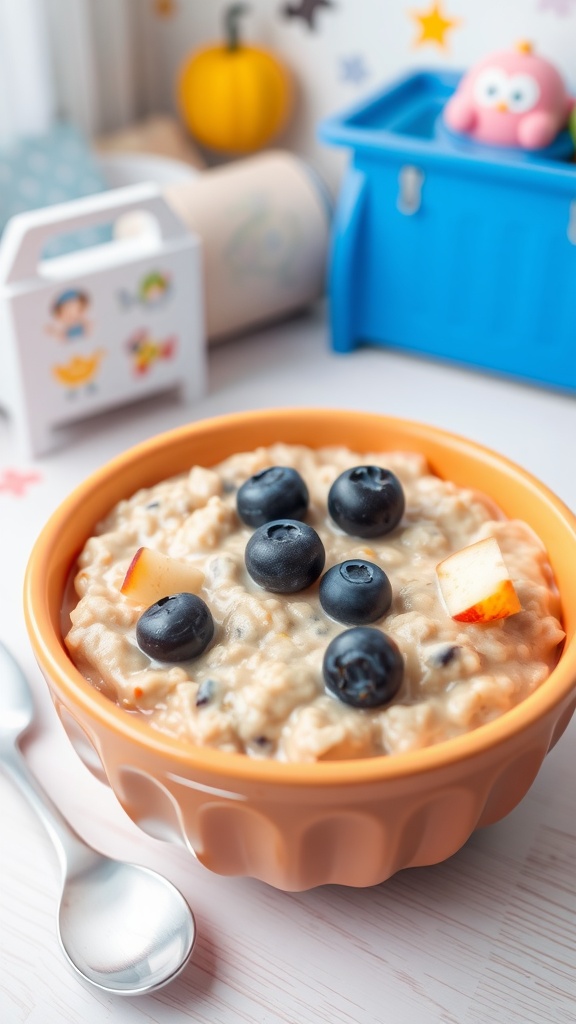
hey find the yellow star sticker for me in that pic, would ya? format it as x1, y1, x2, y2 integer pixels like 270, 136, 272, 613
411, 2, 461, 49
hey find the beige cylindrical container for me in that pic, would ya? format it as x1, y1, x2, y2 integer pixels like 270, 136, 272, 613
163, 150, 331, 341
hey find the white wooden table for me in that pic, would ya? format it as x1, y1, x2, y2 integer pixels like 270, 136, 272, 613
1, 305, 575, 1024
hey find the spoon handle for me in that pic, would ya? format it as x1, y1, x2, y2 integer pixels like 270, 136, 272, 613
0, 740, 99, 879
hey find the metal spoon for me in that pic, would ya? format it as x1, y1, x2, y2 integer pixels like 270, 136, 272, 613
0, 640, 196, 995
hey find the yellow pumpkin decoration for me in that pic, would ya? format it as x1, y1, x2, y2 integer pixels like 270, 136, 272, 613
177, 4, 293, 154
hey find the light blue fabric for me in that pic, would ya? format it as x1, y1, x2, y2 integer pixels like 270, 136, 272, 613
0, 122, 110, 257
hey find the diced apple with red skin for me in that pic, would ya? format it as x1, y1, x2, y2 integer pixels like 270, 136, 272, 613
121, 547, 204, 606
436, 536, 521, 623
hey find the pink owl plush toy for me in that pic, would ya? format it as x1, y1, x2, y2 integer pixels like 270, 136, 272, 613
443, 41, 574, 150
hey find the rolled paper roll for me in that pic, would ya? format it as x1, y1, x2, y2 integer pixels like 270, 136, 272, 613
96, 116, 206, 171
162, 150, 331, 341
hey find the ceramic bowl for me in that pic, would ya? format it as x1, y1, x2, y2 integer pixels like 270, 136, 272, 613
24, 409, 576, 891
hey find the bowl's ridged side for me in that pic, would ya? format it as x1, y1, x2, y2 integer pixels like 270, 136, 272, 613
53, 692, 570, 890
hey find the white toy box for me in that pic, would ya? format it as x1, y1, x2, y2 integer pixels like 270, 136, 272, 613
0, 183, 205, 456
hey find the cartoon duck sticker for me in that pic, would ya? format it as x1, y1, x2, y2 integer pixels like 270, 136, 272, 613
126, 329, 177, 375
46, 288, 92, 341
119, 270, 172, 310
52, 350, 104, 394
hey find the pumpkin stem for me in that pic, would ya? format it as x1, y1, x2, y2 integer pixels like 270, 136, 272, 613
225, 4, 247, 52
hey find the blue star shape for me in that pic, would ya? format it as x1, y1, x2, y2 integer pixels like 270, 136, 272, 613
339, 55, 370, 84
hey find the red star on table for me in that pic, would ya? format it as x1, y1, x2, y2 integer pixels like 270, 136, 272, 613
0, 468, 42, 497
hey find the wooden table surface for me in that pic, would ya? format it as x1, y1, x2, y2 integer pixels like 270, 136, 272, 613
1, 306, 575, 1024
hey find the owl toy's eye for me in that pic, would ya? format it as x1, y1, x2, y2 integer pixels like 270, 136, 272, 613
506, 74, 540, 113
473, 67, 508, 107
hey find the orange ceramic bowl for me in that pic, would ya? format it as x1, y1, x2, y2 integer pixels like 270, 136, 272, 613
24, 409, 576, 891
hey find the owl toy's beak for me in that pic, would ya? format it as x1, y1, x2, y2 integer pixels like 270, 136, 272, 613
496, 102, 508, 113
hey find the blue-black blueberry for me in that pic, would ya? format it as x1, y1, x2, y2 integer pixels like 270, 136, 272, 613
136, 592, 214, 662
245, 519, 325, 593
327, 466, 405, 538
236, 466, 309, 527
323, 626, 404, 708
319, 559, 392, 625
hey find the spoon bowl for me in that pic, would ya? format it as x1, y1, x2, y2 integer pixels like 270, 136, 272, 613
0, 640, 196, 996
59, 857, 195, 994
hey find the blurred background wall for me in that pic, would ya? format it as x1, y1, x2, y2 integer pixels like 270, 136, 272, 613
3, 0, 575, 191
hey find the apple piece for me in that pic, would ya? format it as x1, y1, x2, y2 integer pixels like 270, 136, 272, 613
436, 536, 521, 623
121, 547, 204, 606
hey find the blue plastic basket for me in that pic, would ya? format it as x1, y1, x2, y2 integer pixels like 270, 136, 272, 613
319, 69, 576, 392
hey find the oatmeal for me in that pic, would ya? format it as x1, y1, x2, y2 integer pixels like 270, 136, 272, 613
65, 444, 565, 761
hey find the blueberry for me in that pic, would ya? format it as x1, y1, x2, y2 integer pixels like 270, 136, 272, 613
320, 560, 392, 625
136, 592, 214, 662
431, 644, 461, 668
245, 519, 325, 593
196, 678, 216, 706
328, 466, 405, 538
323, 627, 403, 709
237, 466, 309, 527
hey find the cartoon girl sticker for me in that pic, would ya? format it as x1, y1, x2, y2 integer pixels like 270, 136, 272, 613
46, 289, 92, 341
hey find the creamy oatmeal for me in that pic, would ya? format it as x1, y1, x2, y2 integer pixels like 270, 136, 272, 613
65, 444, 564, 761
